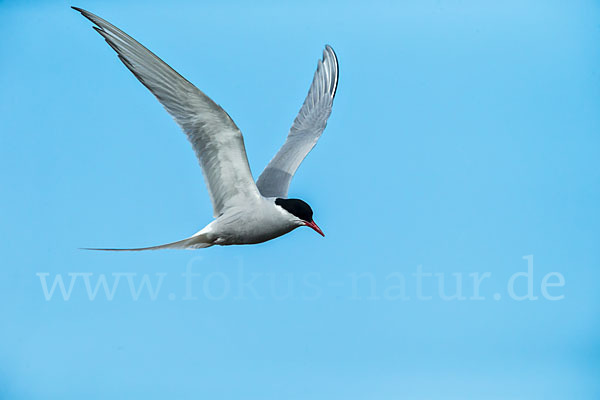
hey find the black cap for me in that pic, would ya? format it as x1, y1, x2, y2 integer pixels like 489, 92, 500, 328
275, 198, 313, 222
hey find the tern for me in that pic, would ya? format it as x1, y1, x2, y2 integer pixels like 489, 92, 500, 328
73, 7, 338, 250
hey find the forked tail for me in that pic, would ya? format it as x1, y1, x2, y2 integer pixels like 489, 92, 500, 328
81, 233, 213, 251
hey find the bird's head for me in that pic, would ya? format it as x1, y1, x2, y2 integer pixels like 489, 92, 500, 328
275, 198, 324, 237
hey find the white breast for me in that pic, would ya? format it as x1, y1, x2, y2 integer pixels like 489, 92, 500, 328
208, 198, 301, 245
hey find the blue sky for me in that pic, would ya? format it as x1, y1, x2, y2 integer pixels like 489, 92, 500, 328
1, 1, 599, 399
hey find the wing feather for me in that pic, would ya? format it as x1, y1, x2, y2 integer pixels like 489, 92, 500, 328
74, 7, 260, 216
256, 45, 338, 198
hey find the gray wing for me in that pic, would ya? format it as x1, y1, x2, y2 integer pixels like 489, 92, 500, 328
256, 45, 338, 198
74, 7, 261, 217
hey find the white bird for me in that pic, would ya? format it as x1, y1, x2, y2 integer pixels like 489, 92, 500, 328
73, 7, 338, 250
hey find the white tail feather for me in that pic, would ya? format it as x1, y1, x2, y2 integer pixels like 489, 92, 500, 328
81, 233, 213, 251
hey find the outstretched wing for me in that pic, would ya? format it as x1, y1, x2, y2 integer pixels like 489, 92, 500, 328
73, 7, 261, 217
256, 45, 338, 198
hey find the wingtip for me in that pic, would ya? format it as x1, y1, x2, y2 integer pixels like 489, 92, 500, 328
72, 6, 99, 26
324, 44, 337, 59
321, 45, 338, 98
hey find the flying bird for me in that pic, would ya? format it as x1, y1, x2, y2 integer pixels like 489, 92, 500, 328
73, 7, 338, 250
